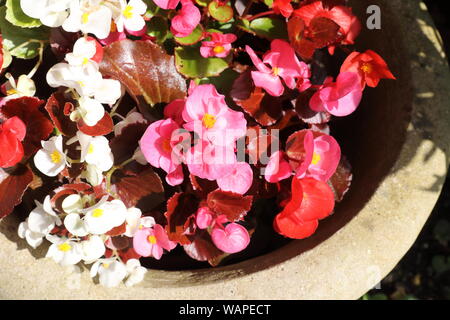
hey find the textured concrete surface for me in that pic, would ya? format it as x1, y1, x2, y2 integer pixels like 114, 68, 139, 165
1, 0, 450, 299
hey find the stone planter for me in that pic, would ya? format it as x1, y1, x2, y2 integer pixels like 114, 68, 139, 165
1, 0, 450, 300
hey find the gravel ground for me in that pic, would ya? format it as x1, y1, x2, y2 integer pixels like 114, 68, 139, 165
362, 0, 450, 300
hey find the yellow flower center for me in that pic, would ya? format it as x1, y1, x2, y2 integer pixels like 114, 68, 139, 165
103, 263, 110, 269
6, 88, 17, 96
92, 208, 104, 218
82, 57, 89, 65
311, 152, 321, 165
50, 150, 62, 164
202, 113, 216, 129
123, 5, 134, 19
147, 235, 157, 244
213, 46, 225, 54
58, 243, 72, 252
272, 67, 280, 76
360, 62, 373, 74
77, 80, 85, 87
110, 21, 118, 33
82, 13, 90, 24
88, 144, 94, 154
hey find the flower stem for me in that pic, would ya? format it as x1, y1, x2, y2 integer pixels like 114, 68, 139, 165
247, 10, 275, 22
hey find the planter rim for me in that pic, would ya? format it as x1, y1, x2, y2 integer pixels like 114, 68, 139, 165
1, 0, 450, 300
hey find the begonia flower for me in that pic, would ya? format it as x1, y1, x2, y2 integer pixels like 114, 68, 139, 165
309, 72, 363, 117
216, 162, 253, 195
46, 236, 83, 266
71, 96, 105, 127
340, 50, 396, 88
164, 99, 186, 125
170, 0, 201, 38
264, 151, 292, 183
65, 37, 104, 67
84, 199, 128, 235
20, 0, 71, 27
195, 207, 214, 230
183, 84, 247, 146
81, 235, 106, 263
0, 116, 26, 168
245, 40, 311, 96
80, 163, 104, 186
34, 135, 67, 177
125, 259, 147, 287
90, 258, 128, 287
124, 208, 155, 237
139, 118, 185, 186
115, 0, 147, 32
273, 0, 294, 18
64, 213, 89, 237
77, 131, 114, 172
200, 33, 237, 58
133, 224, 177, 259
2, 74, 36, 101
211, 223, 250, 254
153, 0, 180, 9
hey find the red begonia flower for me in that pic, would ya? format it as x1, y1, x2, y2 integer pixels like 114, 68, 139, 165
0, 117, 26, 168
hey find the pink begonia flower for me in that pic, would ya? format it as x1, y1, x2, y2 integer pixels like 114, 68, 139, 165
153, 0, 180, 9
217, 162, 253, 195
200, 33, 237, 58
245, 39, 311, 97
183, 84, 247, 146
133, 224, 176, 260
170, 0, 201, 38
211, 223, 250, 254
186, 139, 237, 181
264, 151, 293, 183
139, 118, 185, 186
164, 99, 186, 125
310, 72, 363, 117
195, 207, 214, 229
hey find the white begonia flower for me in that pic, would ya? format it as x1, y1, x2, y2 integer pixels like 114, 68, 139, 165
84, 199, 128, 235
18, 221, 45, 249
62, 194, 84, 214
4, 74, 36, 99
81, 235, 106, 264
80, 163, 104, 186
46, 236, 83, 266
27, 196, 62, 234
63, 0, 114, 40
115, 0, 147, 32
114, 110, 147, 136
77, 131, 114, 172
20, 0, 72, 27
71, 96, 105, 127
90, 258, 128, 288
124, 207, 155, 237
65, 37, 98, 67
125, 258, 147, 287
64, 214, 89, 237
34, 135, 67, 177
94, 78, 123, 105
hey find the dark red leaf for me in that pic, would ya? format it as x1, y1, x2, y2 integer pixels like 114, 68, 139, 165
110, 122, 148, 166
165, 192, 199, 245
189, 174, 218, 199
51, 183, 94, 213
113, 166, 164, 209
1, 97, 54, 158
77, 112, 114, 137
106, 222, 127, 236
100, 40, 187, 113
328, 156, 352, 202
207, 190, 253, 222
50, 27, 79, 60
0, 164, 33, 218
44, 91, 78, 136
183, 230, 225, 266
295, 90, 331, 124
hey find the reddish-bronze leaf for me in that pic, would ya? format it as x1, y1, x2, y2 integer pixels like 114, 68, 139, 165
1, 97, 54, 158
295, 90, 331, 124
183, 230, 226, 266
328, 156, 352, 202
77, 113, 114, 137
100, 40, 187, 111
189, 174, 218, 199
231, 70, 283, 127
51, 183, 94, 213
44, 91, 78, 136
207, 190, 253, 222
50, 27, 79, 60
165, 192, 199, 245
113, 166, 164, 209
110, 122, 148, 166
0, 164, 33, 218
106, 223, 127, 237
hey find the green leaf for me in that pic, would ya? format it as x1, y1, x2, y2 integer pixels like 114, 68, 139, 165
264, 0, 274, 8
175, 24, 204, 45
175, 46, 230, 78
6, 0, 42, 28
0, 7, 49, 59
195, 0, 211, 7
146, 16, 169, 44
198, 68, 240, 96
208, 1, 234, 23
249, 17, 288, 40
